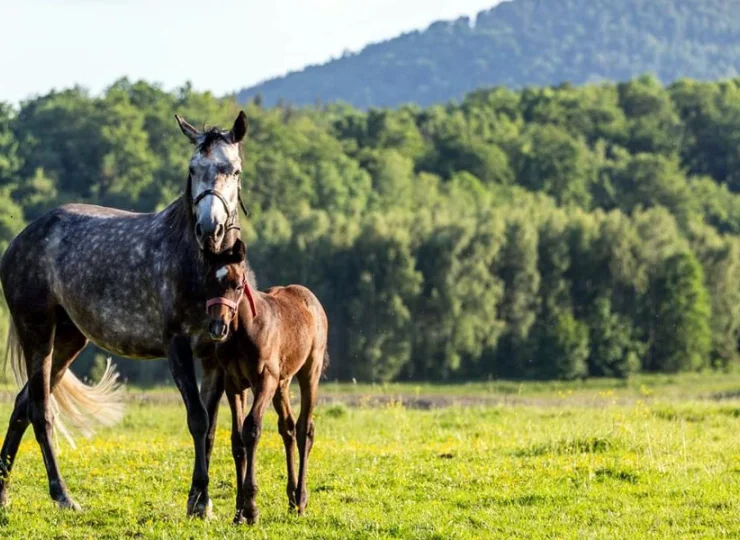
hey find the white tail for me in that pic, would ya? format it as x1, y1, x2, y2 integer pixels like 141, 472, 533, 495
6, 320, 125, 449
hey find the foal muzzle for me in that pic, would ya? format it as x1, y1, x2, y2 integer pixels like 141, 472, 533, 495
208, 320, 229, 341
205, 296, 240, 342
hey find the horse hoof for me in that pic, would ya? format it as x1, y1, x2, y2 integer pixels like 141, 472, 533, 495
233, 509, 258, 525
187, 496, 213, 519
294, 489, 308, 515
239, 507, 259, 525
55, 497, 82, 511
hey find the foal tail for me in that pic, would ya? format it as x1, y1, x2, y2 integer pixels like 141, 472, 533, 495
6, 320, 125, 449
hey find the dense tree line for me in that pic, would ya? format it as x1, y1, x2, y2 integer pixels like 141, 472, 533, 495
239, 0, 740, 108
2, 75, 740, 383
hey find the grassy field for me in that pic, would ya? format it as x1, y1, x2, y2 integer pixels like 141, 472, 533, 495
1, 376, 740, 538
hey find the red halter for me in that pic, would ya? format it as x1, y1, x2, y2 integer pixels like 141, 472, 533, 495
206, 275, 258, 318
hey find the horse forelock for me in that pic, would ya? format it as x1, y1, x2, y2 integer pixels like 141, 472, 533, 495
194, 127, 244, 161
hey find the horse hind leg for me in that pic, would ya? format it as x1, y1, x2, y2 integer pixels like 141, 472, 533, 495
273, 378, 298, 511
0, 312, 88, 510
0, 385, 30, 507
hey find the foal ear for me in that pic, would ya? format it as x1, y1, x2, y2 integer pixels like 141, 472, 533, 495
228, 111, 248, 144
174, 114, 199, 144
221, 239, 246, 264
232, 238, 246, 262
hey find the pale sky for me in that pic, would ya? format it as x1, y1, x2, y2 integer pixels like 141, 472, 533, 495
1, 0, 501, 104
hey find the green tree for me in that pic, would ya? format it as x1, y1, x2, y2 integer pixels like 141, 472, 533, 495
648, 251, 712, 372
587, 297, 641, 378
515, 124, 595, 207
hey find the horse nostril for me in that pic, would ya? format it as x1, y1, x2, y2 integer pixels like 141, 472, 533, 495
215, 223, 224, 239
219, 323, 228, 337
195, 223, 203, 239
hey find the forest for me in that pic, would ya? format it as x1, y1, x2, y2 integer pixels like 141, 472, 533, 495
240, 0, 740, 108
2, 74, 740, 383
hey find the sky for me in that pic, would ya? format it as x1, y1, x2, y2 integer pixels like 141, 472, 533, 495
1, 0, 500, 104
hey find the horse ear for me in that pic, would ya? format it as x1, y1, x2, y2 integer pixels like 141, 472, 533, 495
174, 114, 199, 144
229, 111, 248, 144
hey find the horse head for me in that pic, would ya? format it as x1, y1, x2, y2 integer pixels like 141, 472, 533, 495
175, 111, 247, 255
203, 239, 256, 341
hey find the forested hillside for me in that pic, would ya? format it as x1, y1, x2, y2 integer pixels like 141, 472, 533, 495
239, 0, 740, 108
2, 75, 740, 383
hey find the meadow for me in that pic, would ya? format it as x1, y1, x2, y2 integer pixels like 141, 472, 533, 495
1, 374, 740, 538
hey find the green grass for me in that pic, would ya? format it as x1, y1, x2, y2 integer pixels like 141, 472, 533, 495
1, 378, 740, 538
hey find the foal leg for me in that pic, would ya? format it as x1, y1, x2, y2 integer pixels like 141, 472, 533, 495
226, 387, 248, 519
199, 365, 224, 468
0, 318, 87, 507
236, 374, 278, 525
273, 378, 298, 510
168, 336, 211, 519
295, 356, 322, 515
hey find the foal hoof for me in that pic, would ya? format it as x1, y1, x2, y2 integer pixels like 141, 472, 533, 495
55, 496, 82, 511
186, 495, 213, 519
294, 489, 308, 515
233, 508, 259, 525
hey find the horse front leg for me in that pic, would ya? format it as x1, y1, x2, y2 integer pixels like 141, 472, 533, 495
235, 373, 278, 525
168, 336, 211, 519
200, 364, 224, 468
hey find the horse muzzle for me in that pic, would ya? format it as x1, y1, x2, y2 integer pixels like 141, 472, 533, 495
196, 222, 226, 254
208, 320, 230, 342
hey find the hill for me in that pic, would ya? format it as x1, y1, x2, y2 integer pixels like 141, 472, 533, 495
238, 0, 740, 108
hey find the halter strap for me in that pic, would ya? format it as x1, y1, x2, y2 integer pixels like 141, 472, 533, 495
205, 276, 258, 319
191, 184, 242, 232
206, 297, 239, 312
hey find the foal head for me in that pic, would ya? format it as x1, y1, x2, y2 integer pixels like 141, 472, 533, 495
204, 239, 250, 342
175, 111, 248, 255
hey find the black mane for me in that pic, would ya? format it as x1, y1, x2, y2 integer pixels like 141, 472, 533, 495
197, 128, 230, 153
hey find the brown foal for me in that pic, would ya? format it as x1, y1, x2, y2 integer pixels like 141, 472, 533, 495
203, 240, 328, 525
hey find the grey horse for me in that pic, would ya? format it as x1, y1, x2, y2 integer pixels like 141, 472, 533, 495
0, 111, 247, 517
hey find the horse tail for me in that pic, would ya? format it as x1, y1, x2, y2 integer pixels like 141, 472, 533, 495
7, 320, 125, 449
51, 360, 125, 448
322, 349, 330, 377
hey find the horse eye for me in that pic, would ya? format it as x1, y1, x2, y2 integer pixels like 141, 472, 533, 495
234, 170, 241, 177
